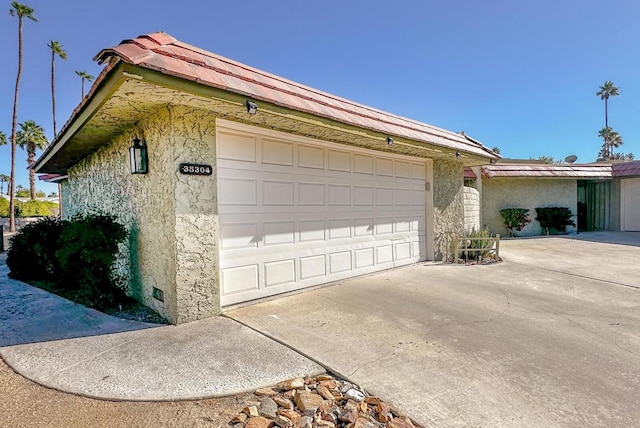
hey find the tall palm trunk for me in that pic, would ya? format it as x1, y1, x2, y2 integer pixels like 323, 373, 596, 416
51, 49, 57, 136
81, 78, 85, 98
27, 142, 36, 199
9, 17, 24, 233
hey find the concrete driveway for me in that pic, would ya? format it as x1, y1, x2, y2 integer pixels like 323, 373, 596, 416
228, 233, 640, 427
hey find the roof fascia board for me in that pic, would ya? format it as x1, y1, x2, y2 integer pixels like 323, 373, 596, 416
33, 63, 127, 173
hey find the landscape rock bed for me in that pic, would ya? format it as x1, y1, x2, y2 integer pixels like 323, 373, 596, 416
229, 375, 420, 428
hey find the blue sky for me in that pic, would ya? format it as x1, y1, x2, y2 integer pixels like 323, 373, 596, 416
1, 0, 639, 194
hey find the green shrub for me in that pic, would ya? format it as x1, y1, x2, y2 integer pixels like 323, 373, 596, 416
7, 212, 129, 310
7, 217, 67, 280
499, 208, 531, 236
15, 200, 58, 217
0, 197, 8, 217
458, 227, 496, 261
535, 207, 576, 234
55, 213, 129, 309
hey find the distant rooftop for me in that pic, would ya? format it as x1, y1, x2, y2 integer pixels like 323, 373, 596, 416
478, 160, 640, 179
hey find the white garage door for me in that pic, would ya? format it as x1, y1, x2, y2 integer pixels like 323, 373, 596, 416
621, 178, 640, 231
216, 120, 432, 306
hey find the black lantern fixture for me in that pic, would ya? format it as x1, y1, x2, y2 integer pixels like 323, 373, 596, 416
129, 137, 148, 174
387, 136, 394, 145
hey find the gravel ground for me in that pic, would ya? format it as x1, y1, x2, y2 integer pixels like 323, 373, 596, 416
0, 356, 256, 428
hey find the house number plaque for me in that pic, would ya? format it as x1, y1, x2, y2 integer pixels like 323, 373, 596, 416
179, 163, 213, 176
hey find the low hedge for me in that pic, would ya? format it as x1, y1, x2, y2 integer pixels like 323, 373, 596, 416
0, 199, 58, 217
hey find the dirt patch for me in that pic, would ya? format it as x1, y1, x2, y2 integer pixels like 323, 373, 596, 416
0, 356, 254, 428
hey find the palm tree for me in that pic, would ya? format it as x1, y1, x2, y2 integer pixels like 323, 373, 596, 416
0, 131, 6, 194
16, 120, 48, 199
9, 2, 37, 231
596, 81, 620, 129
75, 70, 94, 98
598, 127, 623, 160
48, 40, 67, 136
0, 175, 9, 195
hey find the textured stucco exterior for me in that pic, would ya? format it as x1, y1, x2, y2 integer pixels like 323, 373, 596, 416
482, 178, 577, 236
463, 186, 481, 232
62, 105, 219, 324
433, 158, 465, 260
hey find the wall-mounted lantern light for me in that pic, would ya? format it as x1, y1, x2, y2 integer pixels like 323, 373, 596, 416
456, 151, 461, 158
387, 136, 394, 145
246, 100, 258, 115
129, 137, 148, 174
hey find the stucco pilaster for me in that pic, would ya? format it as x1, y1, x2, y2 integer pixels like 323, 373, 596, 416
170, 106, 221, 323
433, 158, 465, 260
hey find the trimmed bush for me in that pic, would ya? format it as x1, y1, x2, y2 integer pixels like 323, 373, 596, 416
55, 213, 128, 309
7, 213, 129, 310
7, 217, 66, 280
535, 207, 576, 234
499, 208, 531, 236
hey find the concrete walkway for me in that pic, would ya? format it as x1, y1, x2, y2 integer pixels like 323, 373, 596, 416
0, 259, 322, 401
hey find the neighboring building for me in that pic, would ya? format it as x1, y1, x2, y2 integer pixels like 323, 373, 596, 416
470, 160, 640, 236
34, 33, 498, 324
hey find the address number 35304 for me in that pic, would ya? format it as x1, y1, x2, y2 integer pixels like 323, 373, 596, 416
179, 163, 213, 176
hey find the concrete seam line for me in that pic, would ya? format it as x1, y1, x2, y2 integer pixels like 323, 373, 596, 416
222, 314, 352, 383
222, 314, 411, 416
506, 260, 640, 290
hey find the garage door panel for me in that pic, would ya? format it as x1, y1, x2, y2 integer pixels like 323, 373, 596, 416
394, 161, 411, 178
328, 150, 352, 172
218, 178, 257, 206
354, 155, 374, 175
217, 131, 257, 162
264, 259, 296, 288
300, 255, 326, 279
263, 221, 295, 246
355, 247, 375, 268
218, 123, 430, 306
262, 139, 294, 166
376, 158, 394, 176
298, 145, 325, 169
299, 220, 325, 242
329, 251, 352, 274
219, 222, 259, 249
221, 264, 259, 295
329, 219, 351, 239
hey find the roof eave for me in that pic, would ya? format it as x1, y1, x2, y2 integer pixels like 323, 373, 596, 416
34, 62, 128, 174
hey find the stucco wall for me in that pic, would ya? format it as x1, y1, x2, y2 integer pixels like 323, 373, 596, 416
482, 178, 577, 236
433, 158, 465, 260
63, 105, 219, 324
463, 186, 481, 232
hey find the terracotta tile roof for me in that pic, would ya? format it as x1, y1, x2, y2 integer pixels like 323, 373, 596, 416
482, 163, 613, 179
463, 167, 477, 178
612, 161, 640, 178
94, 32, 498, 160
